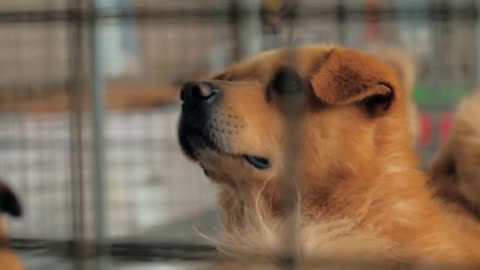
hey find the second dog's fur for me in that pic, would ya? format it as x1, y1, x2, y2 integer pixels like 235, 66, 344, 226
429, 92, 480, 220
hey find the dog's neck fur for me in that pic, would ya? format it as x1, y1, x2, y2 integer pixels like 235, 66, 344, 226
307, 127, 480, 263
217, 118, 480, 266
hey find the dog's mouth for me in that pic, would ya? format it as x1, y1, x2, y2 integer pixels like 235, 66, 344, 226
243, 155, 270, 169
179, 114, 271, 172
198, 154, 270, 177
181, 132, 271, 171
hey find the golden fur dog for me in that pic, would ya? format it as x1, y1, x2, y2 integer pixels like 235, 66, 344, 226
429, 91, 480, 220
0, 181, 23, 270
178, 44, 480, 269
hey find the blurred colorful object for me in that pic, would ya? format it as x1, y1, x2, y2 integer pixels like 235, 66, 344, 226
419, 113, 432, 145
417, 112, 454, 145
440, 112, 453, 143
261, 0, 298, 35
262, 0, 283, 11
365, 0, 380, 40
413, 84, 471, 109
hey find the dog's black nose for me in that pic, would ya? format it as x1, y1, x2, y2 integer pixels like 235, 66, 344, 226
180, 81, 220, 105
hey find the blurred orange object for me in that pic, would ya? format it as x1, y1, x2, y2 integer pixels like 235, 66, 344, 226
0, 83, 179, 114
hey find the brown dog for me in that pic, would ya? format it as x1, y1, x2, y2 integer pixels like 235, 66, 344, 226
0, 181, 23, 270
178, 45, 480, 269
429, 91, 480, 220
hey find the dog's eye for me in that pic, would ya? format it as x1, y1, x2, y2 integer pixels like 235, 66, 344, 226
267, 65, 304, 100
244, 155, 270, 170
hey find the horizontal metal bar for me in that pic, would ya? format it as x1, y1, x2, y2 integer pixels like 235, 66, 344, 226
10, 239, 217, 261
0, 6, 476, 23
8, 238, 469, 268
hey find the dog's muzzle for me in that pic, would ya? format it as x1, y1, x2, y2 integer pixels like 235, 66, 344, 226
178, 81, 224, 159
180, 81, 222, 109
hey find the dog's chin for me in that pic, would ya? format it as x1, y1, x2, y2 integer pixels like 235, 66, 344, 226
178, 133, 242, 179
179, 134, 272, 174
178, 128, 228, 160
179, 125, 271, 172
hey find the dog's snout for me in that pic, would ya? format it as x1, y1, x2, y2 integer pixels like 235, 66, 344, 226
181, 81, 220, 105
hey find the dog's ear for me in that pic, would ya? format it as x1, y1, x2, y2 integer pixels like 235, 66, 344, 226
310, 48, 399, 114
364, 44, 416, 95
378, 49, 416, 95
0, 181, 22, 217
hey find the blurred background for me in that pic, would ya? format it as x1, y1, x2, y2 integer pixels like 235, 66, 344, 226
0, 0, 478, 269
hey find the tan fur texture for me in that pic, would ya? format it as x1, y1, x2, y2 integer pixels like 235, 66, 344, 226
178, 44, 480, 269
366, 45, 418, 142
429, 91, 480, 219
379, 50, 418, 142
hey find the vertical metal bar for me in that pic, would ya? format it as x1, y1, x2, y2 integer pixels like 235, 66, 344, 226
475, 0, 480, 85
430, 1, 446, 149
228, 0, 241, 61
89, 1, 109, 268
68, 0, 86, 269
278, 83, 303, 270
236, 0, 262, 58
67, 0, 85, 270
336, 0, 346, 44
279, 3, 302, 270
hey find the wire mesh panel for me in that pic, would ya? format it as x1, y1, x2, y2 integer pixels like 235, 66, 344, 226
0, 13, 72, 241
0, 0, 478, 270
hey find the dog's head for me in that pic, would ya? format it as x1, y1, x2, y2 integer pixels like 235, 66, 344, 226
178, 45, 414, 223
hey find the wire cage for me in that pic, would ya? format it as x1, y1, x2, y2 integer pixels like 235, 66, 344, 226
0, 0, 478, 269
